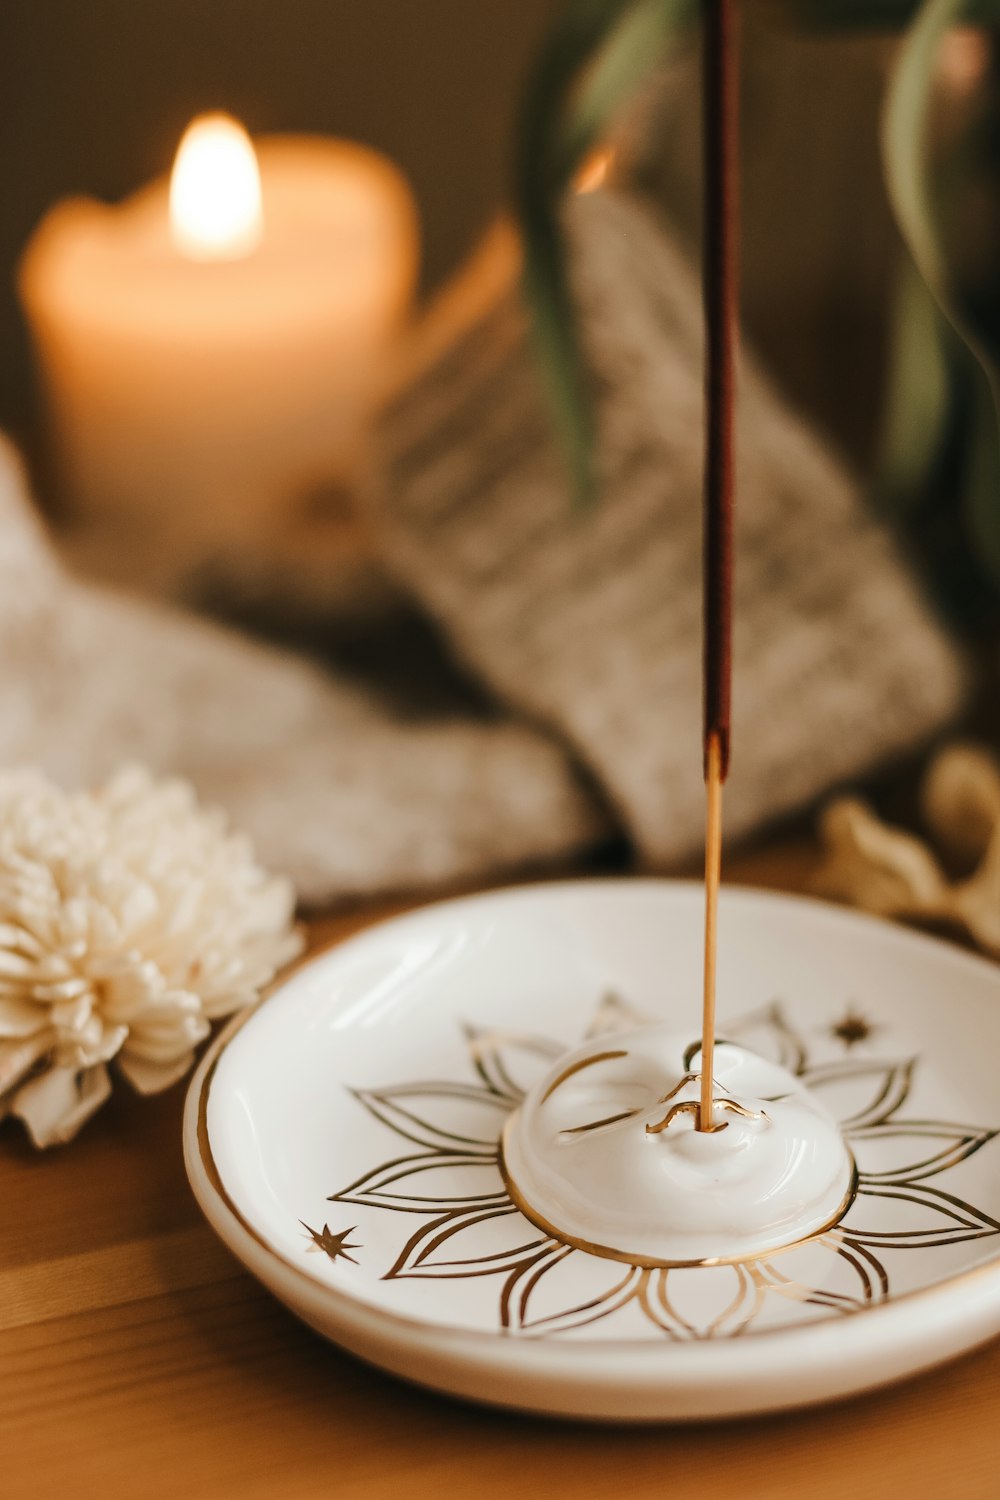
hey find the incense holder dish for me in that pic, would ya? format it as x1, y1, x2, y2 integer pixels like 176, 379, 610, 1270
184, 880, 1000, 1421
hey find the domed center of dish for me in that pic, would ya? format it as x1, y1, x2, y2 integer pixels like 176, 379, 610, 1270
500, 1026, 855, 1266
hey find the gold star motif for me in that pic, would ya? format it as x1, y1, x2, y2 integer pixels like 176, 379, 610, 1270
301, 1221, 362, 1264
830, 1007, 875, 1049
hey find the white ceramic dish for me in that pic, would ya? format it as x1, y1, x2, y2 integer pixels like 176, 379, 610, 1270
183, 880, 1000, 1421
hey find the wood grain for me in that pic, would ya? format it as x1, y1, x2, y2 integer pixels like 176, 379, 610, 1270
6, 846, 1000, 1500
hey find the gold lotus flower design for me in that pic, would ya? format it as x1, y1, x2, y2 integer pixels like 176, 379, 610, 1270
316, 997, 1000, 1339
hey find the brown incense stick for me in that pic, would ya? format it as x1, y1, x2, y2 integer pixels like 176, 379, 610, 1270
700, 733, 724, 1131
699, 0, 739, 1133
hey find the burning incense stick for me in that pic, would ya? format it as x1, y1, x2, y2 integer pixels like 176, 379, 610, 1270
699, 0, 739, 1133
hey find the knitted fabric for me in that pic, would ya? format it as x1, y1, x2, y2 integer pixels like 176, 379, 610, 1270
366, 190, 967, 866
0, 439, 608, 906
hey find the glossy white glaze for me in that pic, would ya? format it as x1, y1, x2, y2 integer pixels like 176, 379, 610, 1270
502, 1030, 854, 1264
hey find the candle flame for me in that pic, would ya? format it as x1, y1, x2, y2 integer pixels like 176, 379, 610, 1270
169, 113, 263, 261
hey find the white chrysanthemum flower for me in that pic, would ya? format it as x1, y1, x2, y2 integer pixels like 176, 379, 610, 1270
0, 765, 302, 1147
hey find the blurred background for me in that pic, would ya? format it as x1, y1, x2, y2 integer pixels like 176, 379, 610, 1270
1, 2, 899, 469
1, 0, 567, 446
0, 0, 995, 912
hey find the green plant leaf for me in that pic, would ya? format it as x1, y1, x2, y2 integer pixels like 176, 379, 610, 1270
876, 255, 953, 513
882, 0, 1000, 579
516, 0, 697, 504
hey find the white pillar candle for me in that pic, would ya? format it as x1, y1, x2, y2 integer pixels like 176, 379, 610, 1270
18, 115, 419, 585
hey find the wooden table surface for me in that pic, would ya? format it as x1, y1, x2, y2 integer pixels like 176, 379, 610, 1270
6, 840, 1000, 1500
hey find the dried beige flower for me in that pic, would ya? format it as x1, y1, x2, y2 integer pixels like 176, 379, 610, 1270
814, 743, 1000, 959
0, 765, 302, 1146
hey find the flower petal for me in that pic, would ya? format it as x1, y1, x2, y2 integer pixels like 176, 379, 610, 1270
722, 1001, 807, 1076
847, 1183, 1000, 1248
583, 992, 652, 1040
55, 1022, 128, 1071
804, 1058, 916, 1129
0, 949, 45, 981
923, 743, 1000, 861
952, 826, 1000, 957
351, 1082, 510, 1153
0, 923, 44, 958
852, 1120, 998, 1184
833, 1239, 891, 1302
0, 1029, 53, 1094
116, 1048, 196, 1094
502, 1251, 644, 1335
0, 997, 48, 1038
462, 1023, 563, 1102
814, 797, 948, 916
11, 1063, 111, 1148
754, 1233, 888, 1314
385, 1205, 549, 1279
643, 1264, 764, 1339
122, 1005, 211, 1064
331, 1151, 508, 1213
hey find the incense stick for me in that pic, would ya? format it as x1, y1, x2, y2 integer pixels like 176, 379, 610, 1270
699, 0, 739, 1132
699, 732, 725, 1131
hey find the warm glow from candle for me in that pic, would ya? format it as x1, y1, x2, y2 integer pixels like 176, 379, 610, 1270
169, 113, 263, 261
575, 146, 616, 195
